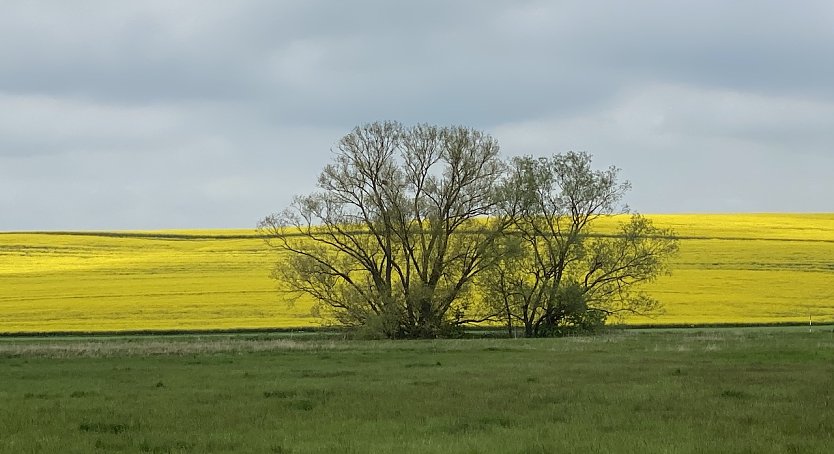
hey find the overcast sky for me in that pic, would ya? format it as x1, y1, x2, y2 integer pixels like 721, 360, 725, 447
2, 1, 833, 230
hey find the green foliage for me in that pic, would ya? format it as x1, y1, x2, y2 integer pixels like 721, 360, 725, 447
260, 122, 510, 339
532, 283, 608, 336
261, 123, 677, 338
354, 304, 405, 339
483, 152, 679, 337
555, 308, 608, 336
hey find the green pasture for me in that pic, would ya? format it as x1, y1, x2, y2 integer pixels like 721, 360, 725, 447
1, 328, 833, 453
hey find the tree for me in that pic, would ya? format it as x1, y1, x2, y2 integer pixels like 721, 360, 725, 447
258, 122, 510, 338
483, 152, 679, 337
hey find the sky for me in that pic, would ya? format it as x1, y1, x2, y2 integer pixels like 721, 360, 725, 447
2, 0, 833, 230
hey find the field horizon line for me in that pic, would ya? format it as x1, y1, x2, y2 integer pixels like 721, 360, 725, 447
2, 321, 833, 339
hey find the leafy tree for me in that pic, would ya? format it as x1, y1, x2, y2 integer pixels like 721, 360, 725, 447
258, 122, 510, 338
261, 122, 677, 339
484, 152, 679, 337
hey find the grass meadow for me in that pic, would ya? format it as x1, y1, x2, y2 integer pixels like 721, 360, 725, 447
1, 328, 833, 453
1, 214, 834, 333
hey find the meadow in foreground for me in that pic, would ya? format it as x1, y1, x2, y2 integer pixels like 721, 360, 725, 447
1, 328, 832, 453
1, 214, 834, 333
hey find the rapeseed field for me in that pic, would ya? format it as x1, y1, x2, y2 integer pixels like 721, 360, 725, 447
0, 231, 318, 333
618, 214, 834, 325
1, 214, 833, 333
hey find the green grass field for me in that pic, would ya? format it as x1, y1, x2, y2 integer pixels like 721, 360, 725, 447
1, 328, 833, 453
2, 213, 834, 332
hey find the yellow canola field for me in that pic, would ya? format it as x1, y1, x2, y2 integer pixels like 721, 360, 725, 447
594, 214, 834, 325
0, 232, 318, 333
1, 214, 833, 333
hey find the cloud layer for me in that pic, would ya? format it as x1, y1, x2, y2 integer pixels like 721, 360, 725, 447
2, 0, 833, 229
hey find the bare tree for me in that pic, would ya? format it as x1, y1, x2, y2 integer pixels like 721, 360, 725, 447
484, 152, 679, 337
258, 122, 510, 338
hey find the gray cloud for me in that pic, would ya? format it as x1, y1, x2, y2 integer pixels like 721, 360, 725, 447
2, 0, 833, 229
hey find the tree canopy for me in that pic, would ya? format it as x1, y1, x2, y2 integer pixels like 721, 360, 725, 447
259, 122, 678, 338
485, 153, 679, 337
